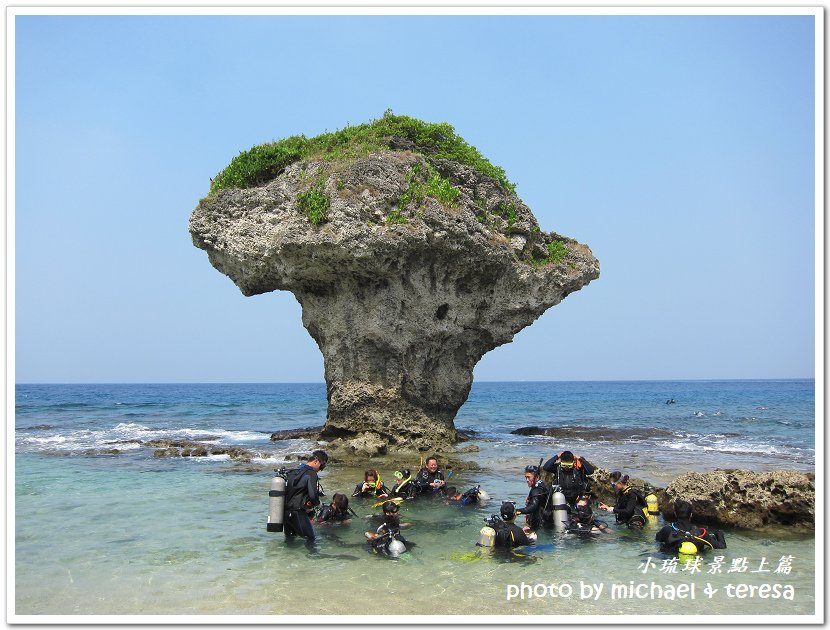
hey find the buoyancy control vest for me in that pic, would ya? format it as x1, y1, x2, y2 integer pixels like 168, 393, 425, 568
493, 521, 529, 548
663, 521, 727, 552
285, 466, 314, 511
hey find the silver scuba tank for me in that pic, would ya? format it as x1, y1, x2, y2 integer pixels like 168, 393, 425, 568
386, 538, 407, 557
266, 469, 287, 532
550, 486, 568, 531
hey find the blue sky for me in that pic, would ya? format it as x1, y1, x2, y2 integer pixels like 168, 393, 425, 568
13, 12, 818, 383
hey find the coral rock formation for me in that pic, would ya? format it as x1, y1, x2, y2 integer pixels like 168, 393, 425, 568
191, 130, 599, 452
659, 469, 815, 529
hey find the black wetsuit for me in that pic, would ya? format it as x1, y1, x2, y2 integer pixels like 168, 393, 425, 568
414, 468, 446, 496
316, 503, 350, 524
612, 487, 647, 527
517, 480, 551, 531
656, 520, 726, 552
389, 479, 417, 500
493, 521, 532, 548
542, 456, 595, 505
352, 482, 391, 499
284, 464, 322, 540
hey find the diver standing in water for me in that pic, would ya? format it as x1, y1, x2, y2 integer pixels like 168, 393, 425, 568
283, 450, 328, 541
599, 471, 647, 528
542, 450, 595, 507
516, 465, 552, 531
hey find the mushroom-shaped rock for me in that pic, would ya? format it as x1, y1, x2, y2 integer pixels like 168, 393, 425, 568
190, 115, 599, 452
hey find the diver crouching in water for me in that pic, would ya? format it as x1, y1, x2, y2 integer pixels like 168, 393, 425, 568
365, 501, 412, 558
478, 502, 536, 549
446, 485, 489, 506
389, 469, 418, 500
656, 499, 726, 555
566, 495, 610, 536
316, 492, 352, 524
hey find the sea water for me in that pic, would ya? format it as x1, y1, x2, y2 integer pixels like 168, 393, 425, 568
13, 380, 816, 618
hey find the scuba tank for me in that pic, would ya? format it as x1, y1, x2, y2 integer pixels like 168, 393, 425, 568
644, 484, 660, 525
478, 514, 500, 547
266, 468, 287, 532
478, 526, 496, 547
386, 538, 407, 558
678, 541, 698, 557
550, 486, 568, 531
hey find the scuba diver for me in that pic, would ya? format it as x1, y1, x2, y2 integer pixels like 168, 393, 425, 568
365, 500, 411, 558
414, 456, 447, 497
542, 450, 595, 507
516, 465, 552, 531
656, 499, 726, 554
599, 471, 648, 528
446, 485, 489, 506
479, 502, 535, 548
316, 492, 352, 524
352, 468, 390, 499
566, 494, 610, 536
283, 450, 329, 541
389, 468, 418, 500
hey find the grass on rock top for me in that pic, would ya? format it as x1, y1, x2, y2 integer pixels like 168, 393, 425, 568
209, 111, 516, 195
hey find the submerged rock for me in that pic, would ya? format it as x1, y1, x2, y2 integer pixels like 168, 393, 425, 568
190, 115, 599, 452
269, 426, 324, 441
659, 469, 815, 529
146, 439, 254, 462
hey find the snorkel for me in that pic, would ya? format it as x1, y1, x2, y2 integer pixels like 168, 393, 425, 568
393, 469, 412, 489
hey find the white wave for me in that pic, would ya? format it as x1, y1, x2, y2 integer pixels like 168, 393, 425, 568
15, 421, 271, 454
663, 439, 808, 456
167, 427, 270, 443
251, 455, 287, 465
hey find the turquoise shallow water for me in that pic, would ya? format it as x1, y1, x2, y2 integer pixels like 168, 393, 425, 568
13, 381, 817, 618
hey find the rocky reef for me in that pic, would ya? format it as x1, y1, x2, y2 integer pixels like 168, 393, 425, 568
587, 468, 814, 530
190, 114, 599, 453
659, 469, 815, 529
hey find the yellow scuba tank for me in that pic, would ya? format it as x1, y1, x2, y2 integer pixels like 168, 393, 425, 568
644, 485, 660, 525
678, 541, 698, 557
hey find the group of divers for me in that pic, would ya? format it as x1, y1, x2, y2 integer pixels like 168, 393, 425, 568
266, 449, 726, 559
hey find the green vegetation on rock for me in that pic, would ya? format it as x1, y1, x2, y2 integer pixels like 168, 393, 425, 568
210, 111, 515, 194
296, 181, 330, 225
533, 240, 569, 266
